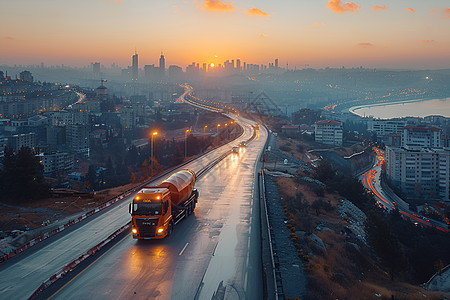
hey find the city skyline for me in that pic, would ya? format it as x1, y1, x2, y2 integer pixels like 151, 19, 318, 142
1, 0, 449, 70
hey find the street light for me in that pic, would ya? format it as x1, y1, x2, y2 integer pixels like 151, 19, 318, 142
217, 124, 221, 134
204, 125, 207, 136
151, 131, 158, 177
185, 129, 190, 158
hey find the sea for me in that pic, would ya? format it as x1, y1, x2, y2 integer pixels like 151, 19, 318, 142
350, 97, 450, 119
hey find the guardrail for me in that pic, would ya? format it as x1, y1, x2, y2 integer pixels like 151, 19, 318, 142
425, 263, 450, 289
28, 222, 131, 299
257, 127, 285, 299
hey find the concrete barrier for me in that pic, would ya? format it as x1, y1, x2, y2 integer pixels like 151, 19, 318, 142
28, 222, 131, 299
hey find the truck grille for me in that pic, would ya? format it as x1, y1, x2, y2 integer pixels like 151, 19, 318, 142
136, 218, 158, 237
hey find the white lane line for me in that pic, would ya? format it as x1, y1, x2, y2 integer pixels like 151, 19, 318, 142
179, 242, 189, 256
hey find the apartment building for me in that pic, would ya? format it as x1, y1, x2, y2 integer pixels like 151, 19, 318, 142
314, 119, 343, 146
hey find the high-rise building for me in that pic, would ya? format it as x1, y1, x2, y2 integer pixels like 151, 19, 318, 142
236, 59, 241, 72
275, 58, 279, 69
93, 62, 100, 76
385, 146, 450, 202
159, 53, 166, 78
132, 52, 138, 81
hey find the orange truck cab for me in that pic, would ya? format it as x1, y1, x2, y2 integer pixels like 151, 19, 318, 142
129, 169, 198, 239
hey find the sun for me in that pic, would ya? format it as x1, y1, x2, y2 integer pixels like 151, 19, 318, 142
210, 63, 215, 67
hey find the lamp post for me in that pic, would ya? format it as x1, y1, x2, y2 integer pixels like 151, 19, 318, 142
217, 123, 220, 134
185, 129, 190, 158
151, 131, 158, 176
204, 125, 207, 136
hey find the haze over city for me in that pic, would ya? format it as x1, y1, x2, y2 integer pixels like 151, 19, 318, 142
1, 0, 450, 69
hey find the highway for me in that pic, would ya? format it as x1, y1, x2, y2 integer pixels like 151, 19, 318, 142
360, 148, 449, 232
48, 125, 267, 299
0, 122, 261, 299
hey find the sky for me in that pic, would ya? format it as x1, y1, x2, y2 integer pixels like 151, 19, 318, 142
1, 0, 449, 69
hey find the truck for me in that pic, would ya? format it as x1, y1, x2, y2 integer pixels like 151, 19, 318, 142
129, 169, 199, 239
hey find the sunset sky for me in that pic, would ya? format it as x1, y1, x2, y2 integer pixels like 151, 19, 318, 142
1, 0, 449, 69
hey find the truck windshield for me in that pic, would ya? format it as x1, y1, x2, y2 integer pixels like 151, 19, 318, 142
132, 203, 162, 215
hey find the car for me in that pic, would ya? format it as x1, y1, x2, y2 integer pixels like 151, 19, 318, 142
232, 146, 239, 153
239, 141, 246, 148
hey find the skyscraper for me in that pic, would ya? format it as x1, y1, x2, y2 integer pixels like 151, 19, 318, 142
275, 58, 279, 69
93, 62, 100, 76
159, 53, 166, 78
132, 52, 138, 81
236, 59, 241, 72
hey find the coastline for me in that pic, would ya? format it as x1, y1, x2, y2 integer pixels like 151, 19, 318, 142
348, 97, 450, 118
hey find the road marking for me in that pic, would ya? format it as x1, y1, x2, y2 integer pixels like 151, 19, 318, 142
48, 233, 129, 299
179, 242, 189, 256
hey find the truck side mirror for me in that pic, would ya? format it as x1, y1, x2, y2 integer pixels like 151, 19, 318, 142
129, 203, 132, 214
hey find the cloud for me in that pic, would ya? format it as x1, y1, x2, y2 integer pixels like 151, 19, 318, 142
258, 33, 268, 38
445, 8, 450, 18
419, 40, 435, 43
372, 5, 387, 11
245, 7, 269, 17
198, 0, 234, 12
357, 42, 375, 48
307, 21, 325, 28
430, 8, 438, 14
406, 8, 415, 13
326, 0, 360, 14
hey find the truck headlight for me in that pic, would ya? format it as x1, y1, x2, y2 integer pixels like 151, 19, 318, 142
132, 228, 138, 234
157, 228, 164, 234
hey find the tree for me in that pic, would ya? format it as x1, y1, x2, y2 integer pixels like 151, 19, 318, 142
365, 211, 406, 280
0, 147, 49, 202
130, 172, 137, 183
173, 144, 184, 165
312, 160, 335, 183
87, 164, 97, 190
311, 199, 323, 216
104, 157, 115, 188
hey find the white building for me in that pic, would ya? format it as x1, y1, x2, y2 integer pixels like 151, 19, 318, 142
314, 119, 343, 146
368, 119, 406, 136
401, 125, 442, 148
385, 146, 450, 202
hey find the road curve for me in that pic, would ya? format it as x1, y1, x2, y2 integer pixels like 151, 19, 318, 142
49, 122, 268, 300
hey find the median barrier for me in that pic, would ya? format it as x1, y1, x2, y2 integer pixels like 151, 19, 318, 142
28, 222, 131, 299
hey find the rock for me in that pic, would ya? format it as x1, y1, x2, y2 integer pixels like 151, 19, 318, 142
306, 233, 327, 256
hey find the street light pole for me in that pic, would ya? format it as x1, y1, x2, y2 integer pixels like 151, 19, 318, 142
217, 124, 220, 134
151, 131, 158, 177
185, 129, 189, 158
204, 125, 207, 136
